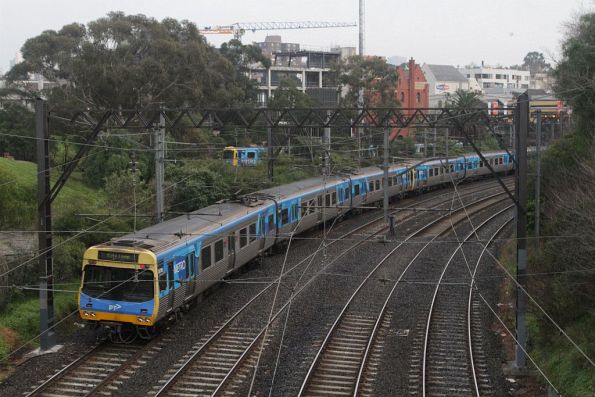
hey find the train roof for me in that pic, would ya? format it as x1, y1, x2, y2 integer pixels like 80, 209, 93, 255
98, 151, 508, 254
100, 201, 259, 254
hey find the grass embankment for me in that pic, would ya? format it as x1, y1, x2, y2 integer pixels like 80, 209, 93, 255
0, 158, 107, 361
0, 282, 79, 359
498, 234, 594, 395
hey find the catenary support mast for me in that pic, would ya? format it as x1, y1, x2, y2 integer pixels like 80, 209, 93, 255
36, 98, 56, 351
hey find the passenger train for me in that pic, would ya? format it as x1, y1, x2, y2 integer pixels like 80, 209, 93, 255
78, 151, 513, 340
223, 146, 266, 166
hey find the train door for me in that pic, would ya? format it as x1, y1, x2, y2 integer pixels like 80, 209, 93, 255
227, 232, 236, 272
263, 206, 277, 248
408, 168, 416, 191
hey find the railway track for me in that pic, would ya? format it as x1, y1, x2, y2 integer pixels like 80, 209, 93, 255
21, 179, 510, 397
421, 207, 513, 396
298, 191, 509, 396
27, 335, 170, 397
154, 183, 513, 397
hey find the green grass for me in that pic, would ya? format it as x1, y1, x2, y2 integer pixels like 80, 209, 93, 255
0, 282, 79, 360
0, 157, 107, 223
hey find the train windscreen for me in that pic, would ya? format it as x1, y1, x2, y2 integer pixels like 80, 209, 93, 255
82, 265, 154, 302
223, 150, 234, 160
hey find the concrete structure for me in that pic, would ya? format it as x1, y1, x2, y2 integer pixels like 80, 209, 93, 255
248, 50, 341, 106
393, 58, 429, 139
254, 36, 300, 60
530, 71, 555, 92
331, 46, 357, 59
459, 65, 530, 92
422, 64, 470, 107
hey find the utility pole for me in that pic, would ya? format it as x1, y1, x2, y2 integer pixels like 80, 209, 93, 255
535, 110, 541, 248
267, 117, 274, 181
36, 98, 56, 351
357, 0, 365, 169
445, 128, 449, 165
359, 0, 365, 56
155, 111, 165, 223
382, 127, 391, 232
323, 111, 331, 176
432, 127, 437, 157
514, 91, 529, 368
423, 129, 427, 157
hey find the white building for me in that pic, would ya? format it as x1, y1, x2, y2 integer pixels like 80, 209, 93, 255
421, 64, 470, 107
248, 50, 341, 106
459, 65, 530, 92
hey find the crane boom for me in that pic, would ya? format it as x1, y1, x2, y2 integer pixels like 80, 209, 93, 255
199, 21, 357, 38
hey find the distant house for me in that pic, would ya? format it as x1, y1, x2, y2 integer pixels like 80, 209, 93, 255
393, 58, 429, 139
422, 64, 470, 107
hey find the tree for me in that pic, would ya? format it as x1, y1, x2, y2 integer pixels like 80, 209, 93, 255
0, 103, 35, 161
446, 89, 484, 110
554, 13, 595, 131
6, 12, 248, 110
331, 55, 399, 108
522, 51, 550, 75
218, 39, 271, 106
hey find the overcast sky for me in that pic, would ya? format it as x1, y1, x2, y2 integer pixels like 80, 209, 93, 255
1, 0, 593, 73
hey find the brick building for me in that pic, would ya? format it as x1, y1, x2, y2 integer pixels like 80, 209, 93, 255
393, 58, 429, 139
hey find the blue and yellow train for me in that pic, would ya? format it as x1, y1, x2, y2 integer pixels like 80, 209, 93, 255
223, 146, 266, 166
78, 151, 513, 340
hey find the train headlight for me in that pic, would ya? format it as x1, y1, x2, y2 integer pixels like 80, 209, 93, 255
90, 312, 96, 317
83, 311, 89, 316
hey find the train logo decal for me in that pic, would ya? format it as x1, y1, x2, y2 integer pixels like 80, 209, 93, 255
109, 304, 122, 311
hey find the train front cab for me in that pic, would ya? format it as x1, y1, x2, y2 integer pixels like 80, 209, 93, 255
223, 147, 238, 166
78, 246, 158, 338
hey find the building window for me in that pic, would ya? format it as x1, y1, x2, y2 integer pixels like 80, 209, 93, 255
416, 92, 421, 103
400, 92, 405, 102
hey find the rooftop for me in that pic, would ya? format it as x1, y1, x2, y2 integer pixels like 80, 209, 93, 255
425, 64, 468, 82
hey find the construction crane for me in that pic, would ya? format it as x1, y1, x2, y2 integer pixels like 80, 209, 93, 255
199, 21, 357, 40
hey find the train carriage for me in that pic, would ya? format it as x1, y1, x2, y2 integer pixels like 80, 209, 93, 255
78, 151, 514, 340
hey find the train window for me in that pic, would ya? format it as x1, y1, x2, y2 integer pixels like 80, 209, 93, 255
247, 152, 256, 159
201, 246, 212, 270
325, 194, 331, 207
435, 168, 439, 176
388, 177, 393, 186
331, 192, 337, 205
429, 169, 434, 177
354, 184, 360, 196
249, 223, 257, 242
281, 208, 289, 225
375, 180, 380, 190
158, 264, 167, 291
214, 240, 223, 262
292, 204, 299, 220
167, 260, 174, 289
317, 195, 323, 209
450, 164, 454, 172
369, 181, 374, 192
309, 199, 316, 213
344, 187, 350, 198
268, 214, 275, 231
301, 203, 308, 217
240, 228, 247, 247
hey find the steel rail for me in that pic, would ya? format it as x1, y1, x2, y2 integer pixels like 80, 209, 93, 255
156, 182, 511, 396
353, 206, 511, 396
298, 192, 509, 396
467, 217, 513, 396
26, 341, 108, 396
421, 205, 514, 397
